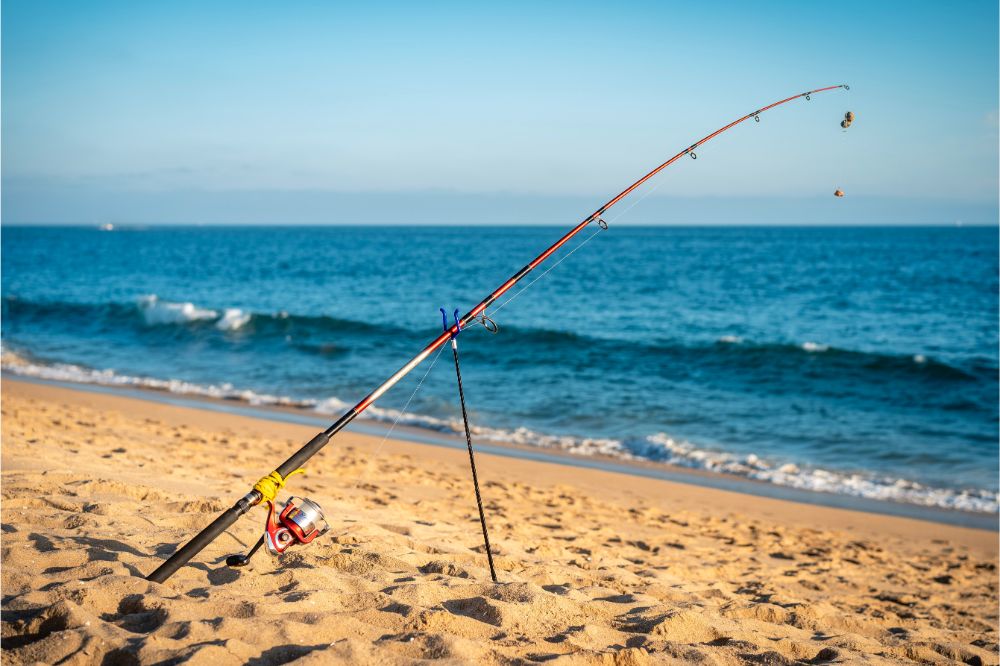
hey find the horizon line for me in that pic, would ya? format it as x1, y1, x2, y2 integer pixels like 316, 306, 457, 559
4, 221, 998, 229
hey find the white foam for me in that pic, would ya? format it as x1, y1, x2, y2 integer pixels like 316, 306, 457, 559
1, 350, 303, 408
317, 393, 998, 513
135, 295, 253, 330
317, 395, 627, 458
3, 349, 996, 515
641, 433, 999, 514
801, 341, 829, 353
138, 295, 217, 325
718, 335, 743, 344
216, 308, 252, 331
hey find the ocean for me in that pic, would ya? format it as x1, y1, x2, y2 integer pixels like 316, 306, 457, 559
2, 225, 997, 514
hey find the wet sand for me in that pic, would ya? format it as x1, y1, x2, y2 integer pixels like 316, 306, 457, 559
2, 379, 997, 664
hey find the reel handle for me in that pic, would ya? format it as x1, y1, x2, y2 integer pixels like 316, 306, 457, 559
226, 535, 265, 568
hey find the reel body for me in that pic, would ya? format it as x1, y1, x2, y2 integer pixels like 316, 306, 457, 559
265, 496, 330, 555
227, 495, 329, 568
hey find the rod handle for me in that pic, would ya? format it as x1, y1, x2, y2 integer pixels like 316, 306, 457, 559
145, 430, 334, 583
146, 497, 252, 583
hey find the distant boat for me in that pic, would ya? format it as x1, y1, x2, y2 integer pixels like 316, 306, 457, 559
99, 223, 115, 231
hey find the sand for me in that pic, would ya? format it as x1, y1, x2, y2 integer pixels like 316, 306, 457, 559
1, 379, 997, 665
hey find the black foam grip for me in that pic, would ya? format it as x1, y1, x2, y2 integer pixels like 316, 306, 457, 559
146, 501, 246, 583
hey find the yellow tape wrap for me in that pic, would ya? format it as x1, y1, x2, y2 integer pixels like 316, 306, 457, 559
253, 468, 304, 503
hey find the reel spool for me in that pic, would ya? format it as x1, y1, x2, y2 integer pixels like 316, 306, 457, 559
264, 496, 329, 555
227, 495, 329, 568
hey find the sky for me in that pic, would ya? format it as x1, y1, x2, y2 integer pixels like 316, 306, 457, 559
2, 0, 998, 225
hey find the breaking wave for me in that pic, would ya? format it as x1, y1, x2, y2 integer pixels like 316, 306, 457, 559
3, 347, 996, 515
137, 295, 219, 326
137, 295, 253, 331
3, 296, 989, 387
631, 434, 998, 514
0, 347, 303, 406
1, 295, 383, 337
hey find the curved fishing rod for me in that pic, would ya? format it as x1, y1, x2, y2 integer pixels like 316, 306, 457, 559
146, 83, 849, 583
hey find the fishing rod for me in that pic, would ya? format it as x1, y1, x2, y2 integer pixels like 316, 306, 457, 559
146, 84, 849, 584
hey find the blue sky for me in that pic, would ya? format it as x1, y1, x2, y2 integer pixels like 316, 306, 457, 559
2, 1, 998, 224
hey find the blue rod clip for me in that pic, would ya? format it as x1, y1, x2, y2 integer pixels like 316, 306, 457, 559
440, 308, 461, 338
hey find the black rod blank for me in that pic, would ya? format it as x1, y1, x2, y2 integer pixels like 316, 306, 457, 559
448, 337, 498, 583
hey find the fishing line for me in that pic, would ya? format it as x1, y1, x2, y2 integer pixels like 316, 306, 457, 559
604, 155, 680, 225
486, 225, 606, 318
147, 84, 850, 583
838, 85, 854, 196
328, 344, 447, 543
347, 343, 447, 494
486, 115, 714, 318
485, 161, 672, 319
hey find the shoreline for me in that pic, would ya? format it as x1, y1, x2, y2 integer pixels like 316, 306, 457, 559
4, 374, 996, 531
2, 377, 996, 664
3, 377, 996, 551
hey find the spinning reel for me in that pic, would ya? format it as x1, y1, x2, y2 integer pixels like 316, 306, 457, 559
226, 496, 329, 568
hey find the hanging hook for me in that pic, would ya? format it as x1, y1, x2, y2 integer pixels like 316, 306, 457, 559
440, 308, 461, 338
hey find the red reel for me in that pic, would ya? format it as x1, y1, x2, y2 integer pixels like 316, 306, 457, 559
263, 496, 330, 555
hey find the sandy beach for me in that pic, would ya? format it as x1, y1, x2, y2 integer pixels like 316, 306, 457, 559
1, 378, 996, 664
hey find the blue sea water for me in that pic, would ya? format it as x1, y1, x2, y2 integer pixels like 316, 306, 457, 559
2, 225, 997, 512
